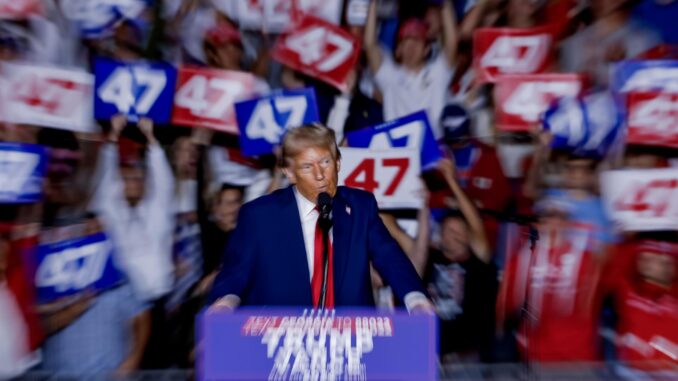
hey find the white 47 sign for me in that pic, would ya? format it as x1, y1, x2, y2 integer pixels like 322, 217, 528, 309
339, 148, 423, 209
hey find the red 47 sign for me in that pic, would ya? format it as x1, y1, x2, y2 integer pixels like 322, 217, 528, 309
0, 0, 42, 19
601, 169, 678, 232
338, 148, 423, 209
473, 26, 557, 83
627, 92, 678, 148
494, 74, 587, 132
0, 63, 94, 132
272, 15, 360, 91
172, 67, 256, 134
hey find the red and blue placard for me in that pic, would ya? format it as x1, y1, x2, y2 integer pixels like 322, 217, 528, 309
611, 59, 678, 95
0, 142, 47, 204
26, 232, 124, 304
94, 58, 177, 123
198, 308, 438, 381
235, 88, 320, 157
346, 111, 442, 170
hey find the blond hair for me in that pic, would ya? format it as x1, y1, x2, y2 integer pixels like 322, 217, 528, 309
280, 124, 341, 167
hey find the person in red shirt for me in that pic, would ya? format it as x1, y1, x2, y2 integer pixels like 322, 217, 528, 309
497, 196, 603, 362
605, 238, 678, 373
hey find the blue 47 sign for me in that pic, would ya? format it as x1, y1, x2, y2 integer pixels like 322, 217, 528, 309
346, 111, 442, 170
30, 232, 124, 303
0, 142, 47, 204
235, 88, 319, 157
94, 58, 177, 123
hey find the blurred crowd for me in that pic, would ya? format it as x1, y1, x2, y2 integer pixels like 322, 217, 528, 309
0, 0, 677, 379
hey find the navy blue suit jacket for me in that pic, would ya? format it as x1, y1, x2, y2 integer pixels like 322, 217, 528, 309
209, 186, 425, 307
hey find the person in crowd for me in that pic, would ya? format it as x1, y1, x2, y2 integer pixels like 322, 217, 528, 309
497, 196, 604, 362
209, 124, 431, 311
365, 0, 458, 138
603, 236, 678, 376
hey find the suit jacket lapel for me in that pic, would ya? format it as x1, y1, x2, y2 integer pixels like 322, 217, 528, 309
332, 191, 353, 293
279, 187, 312, 300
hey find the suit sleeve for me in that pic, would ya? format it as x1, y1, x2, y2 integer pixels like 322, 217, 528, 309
365, 194, 427, 302
208, 203, 257, 304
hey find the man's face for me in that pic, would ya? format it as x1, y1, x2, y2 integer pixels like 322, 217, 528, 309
563, 158, 596, 192
121, 166, 145, 206
396, 38, 429, 69
213, 189, 244, 231
209, 43, 242, 71
637, 251, 676, 287
440, 217, 470, 262
283, 146, 340, 203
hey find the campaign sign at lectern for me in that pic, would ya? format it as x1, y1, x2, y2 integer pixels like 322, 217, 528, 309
198, 308, 437, 381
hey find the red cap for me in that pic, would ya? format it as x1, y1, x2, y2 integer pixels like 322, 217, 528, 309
398, 18, 428, 41
205, 23, 242, 47
636, 240, 678, 258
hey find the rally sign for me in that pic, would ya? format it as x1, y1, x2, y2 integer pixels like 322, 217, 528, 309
339, 148, 423, 209
226, 0, 342, 33
272, 15, 360, 91
29, 231, 124, 303
627, 91, 678, 148
346, 111, 441, 169
494, 73, 586, 132
60, 0, 146, 38
0, 143, 47, 204
1, 63, 94, 132
473, 26, 556, 83
235, 88, 320, 156
611, 60, 678, 95
0, 0, 42, 19
198, 308, 437, 381
168, 213, 203, 310
172, 67, 256, 134
601, 168, 678, 232
94, 58, 177, 123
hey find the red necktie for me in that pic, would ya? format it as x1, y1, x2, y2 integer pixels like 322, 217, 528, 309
311, 211, 334, 309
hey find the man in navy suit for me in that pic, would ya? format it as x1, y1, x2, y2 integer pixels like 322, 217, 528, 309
209, 124, 431, 311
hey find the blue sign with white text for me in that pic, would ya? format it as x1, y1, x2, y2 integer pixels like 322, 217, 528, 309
235, 88, 320, 157
198, 308, 438, 381
94, 58, 177, 123
0, 143, 47, 204
31, 232, 124, 303
346, 111, 442, 169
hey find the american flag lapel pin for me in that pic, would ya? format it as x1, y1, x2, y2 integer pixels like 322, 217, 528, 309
345, 205, 351, 216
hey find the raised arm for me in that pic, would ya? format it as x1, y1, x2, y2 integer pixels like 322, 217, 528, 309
438, 157, 491, 263
440, 0, 459, 66
364, 0, 383, 74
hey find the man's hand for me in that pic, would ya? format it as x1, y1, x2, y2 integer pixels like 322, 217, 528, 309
208, 294, 240, 313
437, 157, 457, 182
138, 117, 157, 145
109, 114, 127, 143
408, 299, 436, 316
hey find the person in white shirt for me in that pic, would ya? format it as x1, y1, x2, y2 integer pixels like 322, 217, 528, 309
365, 0, 458, 139
91, 115, 175, 303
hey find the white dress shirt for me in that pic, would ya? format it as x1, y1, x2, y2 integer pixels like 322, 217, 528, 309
293, 188, 330, 281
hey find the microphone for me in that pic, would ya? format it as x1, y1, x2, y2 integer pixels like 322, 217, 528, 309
317, 192, 333, 230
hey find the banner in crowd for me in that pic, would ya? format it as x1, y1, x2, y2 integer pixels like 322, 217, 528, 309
346, 0, 369, 26
168, 212, 203, 311
272, 15, 360, 91
339, 148, 423, 209
0, 63, 95, 132
611, 59, 678, 95
601, 168, 678, 232
494, 73, 587, 132
198, 308, 437, 381
26, 230, 124, 303
172, 67, 255, 134
473, 25, 557, 83
94, 58, 177, 123
60, 0, 147, 38
0, 0, 42, 19
346, 111, 441, 169
626, 91, 678, 148
235, 88, 320, 156
0, 142, 47, 204
220, 0, 342, 33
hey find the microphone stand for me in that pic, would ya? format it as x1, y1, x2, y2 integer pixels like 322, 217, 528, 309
318, 216, 332, 310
